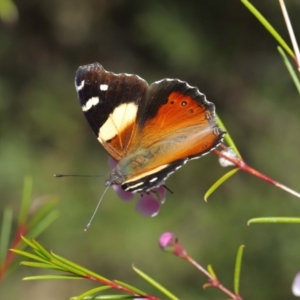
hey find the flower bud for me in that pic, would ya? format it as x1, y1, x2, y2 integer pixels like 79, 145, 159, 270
159, 232, 187, 258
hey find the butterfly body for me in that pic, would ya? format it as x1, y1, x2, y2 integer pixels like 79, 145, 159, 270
75, 63, 225, 193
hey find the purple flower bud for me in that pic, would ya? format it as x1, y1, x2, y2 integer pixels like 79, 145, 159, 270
135, 194, 161, 217
159, 232, 187, 258
159, 232, 177, 249
292, 272, 300, 296
154, 186, 166, 204
112, 184, 135, 202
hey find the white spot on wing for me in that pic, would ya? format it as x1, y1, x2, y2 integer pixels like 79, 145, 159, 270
100, 84, 108, 91
98, 102, 138, 141
82, 97, 99, 111
132, 188, 143, 193
75, 80, 85, 92
149, 177, 158, 183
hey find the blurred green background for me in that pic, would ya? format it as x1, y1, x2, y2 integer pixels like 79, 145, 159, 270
1, 0, 300, 299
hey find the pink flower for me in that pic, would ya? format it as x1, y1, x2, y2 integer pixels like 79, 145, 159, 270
159, 232, 187, 258
108, 157, 166, 216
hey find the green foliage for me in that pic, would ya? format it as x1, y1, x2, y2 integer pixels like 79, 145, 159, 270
13, 235, 247, 299
241, 0, 294, 58
0, 178, 58, 282
234, 245, 245, 295
13, 236, 177, 300
277, 46, 300, 95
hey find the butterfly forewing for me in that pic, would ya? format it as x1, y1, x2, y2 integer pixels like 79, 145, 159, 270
75, 63, 148, 160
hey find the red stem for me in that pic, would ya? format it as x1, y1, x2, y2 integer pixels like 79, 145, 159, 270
86, 275, 160, 300
213, 148, 300, 199
0, 224, 27, 283
184, 254, 242, 300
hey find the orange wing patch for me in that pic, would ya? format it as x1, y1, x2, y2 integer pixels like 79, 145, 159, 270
127, 91, 222, 173
140, 91, 215, 143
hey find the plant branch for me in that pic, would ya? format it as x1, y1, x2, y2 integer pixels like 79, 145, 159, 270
213, 145, 300, 199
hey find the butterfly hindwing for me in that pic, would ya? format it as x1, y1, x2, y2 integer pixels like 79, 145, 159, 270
118, 79, 224, 191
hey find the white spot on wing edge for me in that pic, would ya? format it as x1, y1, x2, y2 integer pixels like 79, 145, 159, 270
152, 78, 206, 98
75, 80, 85, 92
98, 102, 138, 141
100, 84, 108, 91
124, 73, 145, 82
82, 97, 99, 111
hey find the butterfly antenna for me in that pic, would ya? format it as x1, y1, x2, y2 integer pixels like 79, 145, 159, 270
84, 184, 111, 231
163, 185, 174, 194
54, 174, 103, 178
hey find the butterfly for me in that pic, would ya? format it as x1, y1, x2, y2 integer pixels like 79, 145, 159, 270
75, 63, 225, 194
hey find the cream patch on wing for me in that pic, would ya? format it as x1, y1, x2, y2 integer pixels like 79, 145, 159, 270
98, 102, 138, 141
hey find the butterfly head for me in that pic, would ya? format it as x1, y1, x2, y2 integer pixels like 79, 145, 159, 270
105, 166, 124, 187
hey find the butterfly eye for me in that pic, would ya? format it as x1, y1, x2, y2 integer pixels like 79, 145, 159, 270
181, 100, 187, 106
188, 109, 194, 114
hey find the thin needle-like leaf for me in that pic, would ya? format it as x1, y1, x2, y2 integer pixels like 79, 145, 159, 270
217, 116, 241, 157
20, 235, 39, 251
23, 274, 83, 280
234, 245, 245, 295
240, 0, 294, 58
20, 261, 65, 271
19, 176, 33, 225
75, 286, 112, 300
207, 265, 217, 279
113, 280, 146, 296
51, 252, 109, 280
72, 295, 136, 300
204, 168, 239, 201
248, 217, 300, 225
0, 207, 13, 265
27, 210, 60, 240
279, 0, 300, 68
132, 265, 179, 300
27, 197, 58, 229
10, 249, 49, 264
277, 46, 300, 95
30, 239, 52, 260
